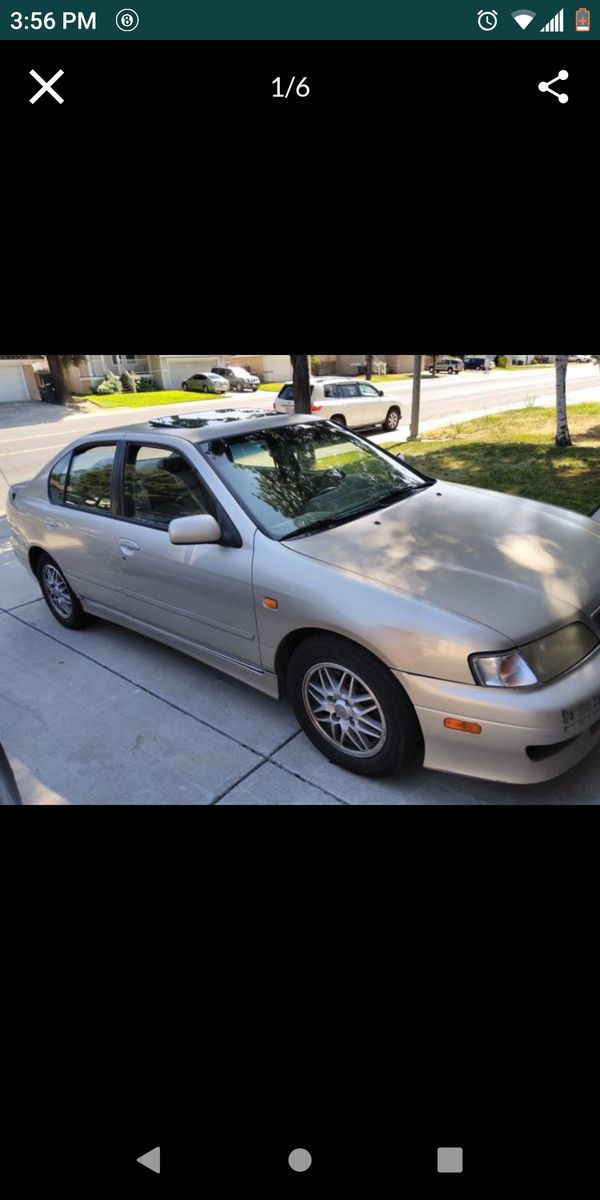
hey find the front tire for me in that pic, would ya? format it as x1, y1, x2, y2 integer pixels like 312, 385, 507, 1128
287, 635, 423, 777
37, 553, 92, 630
182, 382, 188, 391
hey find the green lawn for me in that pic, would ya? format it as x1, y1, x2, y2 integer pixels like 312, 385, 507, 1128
259, 374, 411, 393
84, 390, 230, 410
388, 404, 600, 517
357, 374, 412, 383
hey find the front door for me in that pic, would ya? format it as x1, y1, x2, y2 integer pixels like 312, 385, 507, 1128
115, 442, 260, 665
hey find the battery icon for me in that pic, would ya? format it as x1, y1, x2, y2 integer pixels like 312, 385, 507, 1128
575, 6, 591, 30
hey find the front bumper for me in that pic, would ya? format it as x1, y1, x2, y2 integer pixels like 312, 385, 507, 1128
396, 650, 600, 784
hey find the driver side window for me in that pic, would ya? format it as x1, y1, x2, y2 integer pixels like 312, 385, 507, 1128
124, 444, 209, 528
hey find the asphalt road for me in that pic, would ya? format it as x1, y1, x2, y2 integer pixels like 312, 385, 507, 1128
1, 364, 598, 515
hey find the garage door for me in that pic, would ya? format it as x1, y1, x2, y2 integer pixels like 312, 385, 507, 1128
163, 358, 214, 389
0, 365, 29, 403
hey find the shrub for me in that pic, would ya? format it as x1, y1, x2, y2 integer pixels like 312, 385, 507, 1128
311, 356, 321, 376
136, 376, 159, 393
496, 355, 511, 369
96, 372, 122, 395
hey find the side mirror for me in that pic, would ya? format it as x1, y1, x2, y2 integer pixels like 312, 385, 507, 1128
169, 514, 222, 546
378, 389, 384, 397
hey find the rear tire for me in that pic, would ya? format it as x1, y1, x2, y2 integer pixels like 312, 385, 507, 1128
287, 635, 423, 778
384, 406, 401, 432
37, 553, 92, 630
331, 414, 347, 427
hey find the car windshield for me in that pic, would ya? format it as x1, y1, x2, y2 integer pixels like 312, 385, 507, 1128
203, 423, 434, 540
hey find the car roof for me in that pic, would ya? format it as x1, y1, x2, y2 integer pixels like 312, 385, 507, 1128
281, 376, 357, 386
86, 409, 323, 445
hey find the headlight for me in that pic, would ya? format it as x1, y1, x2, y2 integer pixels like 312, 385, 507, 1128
470, 623, 599, 688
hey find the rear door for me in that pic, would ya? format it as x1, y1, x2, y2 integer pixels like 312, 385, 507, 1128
114, 441, 260, 664
332, 382, 364, 427
46, 442, 123, 606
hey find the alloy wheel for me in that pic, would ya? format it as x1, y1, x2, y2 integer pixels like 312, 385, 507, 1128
302, 662, 387, 758
43, 564, 73, 619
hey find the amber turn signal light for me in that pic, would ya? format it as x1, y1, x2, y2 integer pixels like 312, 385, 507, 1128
263, 597, 279, 610
444, 718, 482, 735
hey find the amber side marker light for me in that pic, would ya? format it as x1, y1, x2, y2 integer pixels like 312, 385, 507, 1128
263, 597, 279, 610
444, 718, 483, 735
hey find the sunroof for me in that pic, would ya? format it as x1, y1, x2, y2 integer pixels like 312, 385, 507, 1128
149, 408, 279, 429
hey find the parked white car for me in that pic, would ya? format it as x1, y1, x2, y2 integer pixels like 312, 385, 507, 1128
274, 378, 402, 432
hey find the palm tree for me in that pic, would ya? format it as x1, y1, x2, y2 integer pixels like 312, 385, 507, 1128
45, 354, 87, 405
289, 354, 312, 414
555, 355, 572, 447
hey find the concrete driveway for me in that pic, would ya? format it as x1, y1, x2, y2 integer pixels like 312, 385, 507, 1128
1, 518, 599, 805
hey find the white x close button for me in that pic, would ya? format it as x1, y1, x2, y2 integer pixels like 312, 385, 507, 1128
29, 69, 64, 104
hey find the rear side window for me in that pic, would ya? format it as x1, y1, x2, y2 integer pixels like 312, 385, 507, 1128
49, 453, 72, 504
65, 444, 117, 513
279, 385, 295, 401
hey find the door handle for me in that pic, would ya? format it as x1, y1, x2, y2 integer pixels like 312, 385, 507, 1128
46, 520, 60, 530
119, 538, 141, 559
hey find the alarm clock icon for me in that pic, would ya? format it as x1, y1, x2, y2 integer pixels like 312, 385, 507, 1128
478, 9, 499, 30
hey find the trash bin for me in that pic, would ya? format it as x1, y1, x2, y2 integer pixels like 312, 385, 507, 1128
40, 382, 58, 404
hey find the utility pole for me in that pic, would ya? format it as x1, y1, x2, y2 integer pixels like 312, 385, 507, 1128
406, 354, 423, 441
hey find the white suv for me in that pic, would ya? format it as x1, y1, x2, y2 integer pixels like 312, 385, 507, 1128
274, 378, 402, 432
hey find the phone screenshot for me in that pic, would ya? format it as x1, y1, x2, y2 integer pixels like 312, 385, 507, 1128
1, 4, 598, 1196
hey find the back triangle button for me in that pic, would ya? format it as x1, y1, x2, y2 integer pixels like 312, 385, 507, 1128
137, 1147, 160, 1174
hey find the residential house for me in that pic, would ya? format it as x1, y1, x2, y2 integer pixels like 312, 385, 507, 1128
0, 355, 44, 403
316, 354, 424, 376
66, 353, 294, 393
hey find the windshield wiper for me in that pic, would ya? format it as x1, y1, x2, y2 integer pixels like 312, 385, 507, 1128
281, 515, 357, 541
281, 484, 433, 541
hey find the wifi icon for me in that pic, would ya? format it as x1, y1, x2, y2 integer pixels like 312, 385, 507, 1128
512, 8, 536, 26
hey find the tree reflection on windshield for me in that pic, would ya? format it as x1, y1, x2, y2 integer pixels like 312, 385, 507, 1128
205, 424, 433, 539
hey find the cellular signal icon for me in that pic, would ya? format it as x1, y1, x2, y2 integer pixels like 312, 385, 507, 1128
540, 7, 564, 30
512, 9, 536, 27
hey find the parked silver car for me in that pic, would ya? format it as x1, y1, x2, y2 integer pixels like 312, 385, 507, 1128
182, 373, 229, 395
7, 410, 600, 784
275, 378, 402, 431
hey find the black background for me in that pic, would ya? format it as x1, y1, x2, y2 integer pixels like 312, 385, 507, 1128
1, 38, 597, 333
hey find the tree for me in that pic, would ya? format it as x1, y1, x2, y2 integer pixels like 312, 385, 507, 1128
289, 354, 312, 414
427, 354, 440, 376
406, 355, 424, 441
45, 354, 87, 405
555, 355, 572, 447
366, 355, 375, 381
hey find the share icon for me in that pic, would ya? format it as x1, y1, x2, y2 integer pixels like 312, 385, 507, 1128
538, 69, 569, 102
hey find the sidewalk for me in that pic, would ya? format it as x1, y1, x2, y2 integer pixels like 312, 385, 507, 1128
1, 521, 599, 805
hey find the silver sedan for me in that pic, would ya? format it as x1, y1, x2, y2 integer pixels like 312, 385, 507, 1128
7, 410, 600, 784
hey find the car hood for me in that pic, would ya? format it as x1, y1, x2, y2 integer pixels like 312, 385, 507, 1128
287, 482, 600, 644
